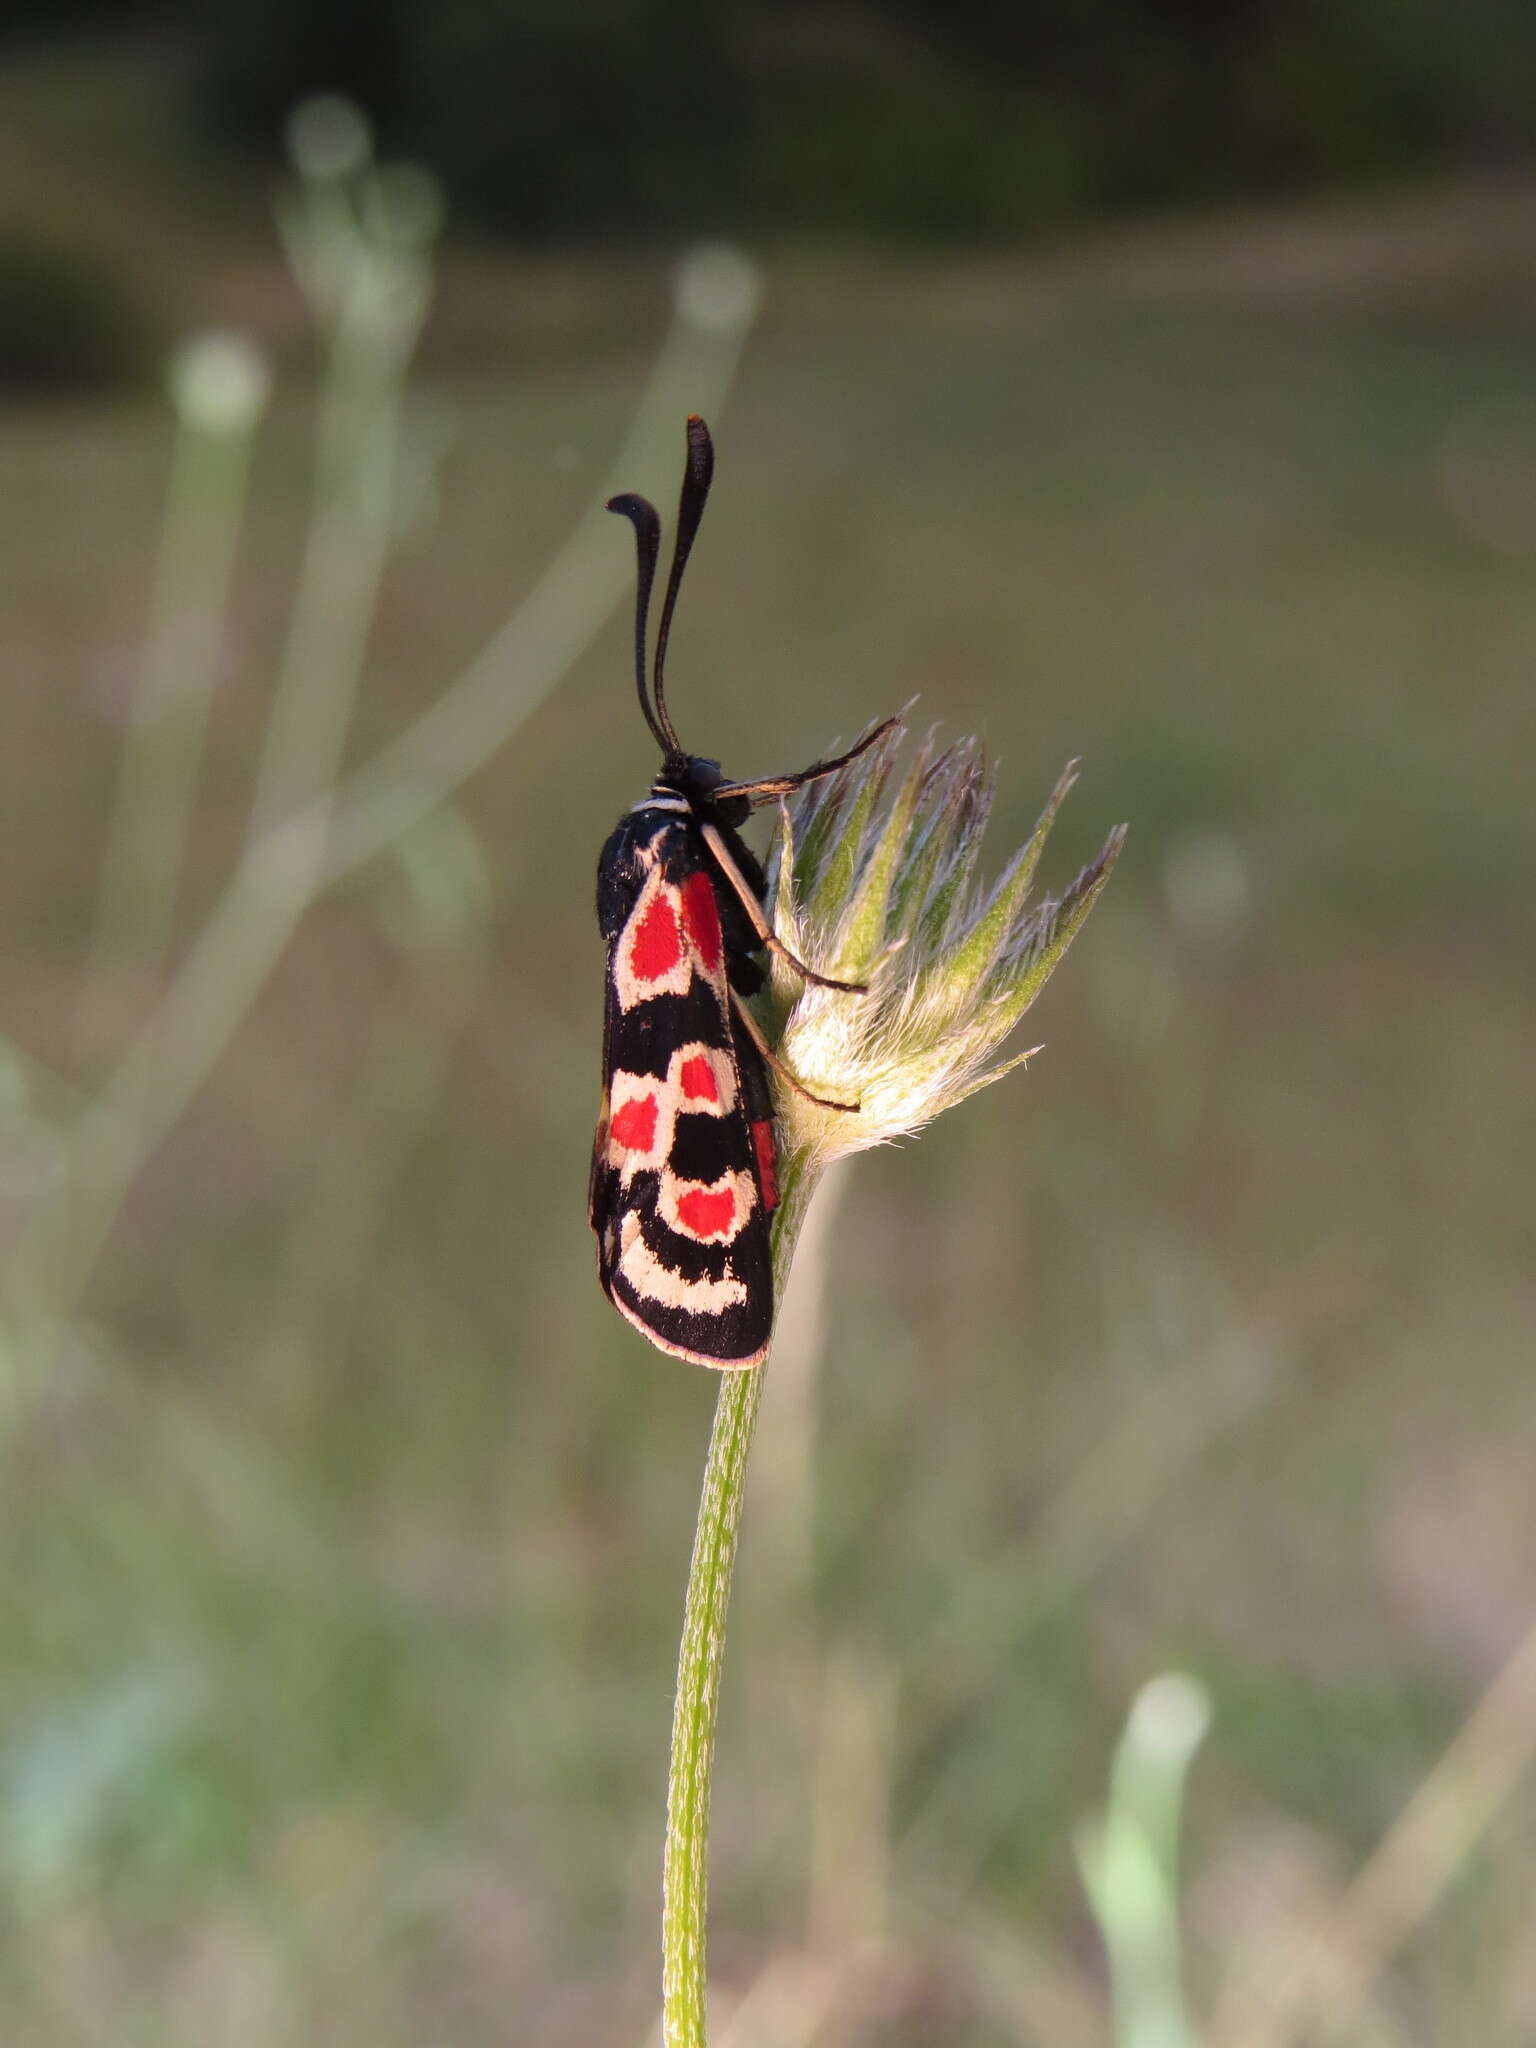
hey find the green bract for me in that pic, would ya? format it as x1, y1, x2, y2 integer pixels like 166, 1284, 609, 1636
765, 719, 1126, 1168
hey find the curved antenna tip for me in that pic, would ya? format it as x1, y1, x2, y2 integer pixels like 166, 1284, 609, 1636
685, 415, 714, 479
607, 493, 669, 757
649, 417, 716, 754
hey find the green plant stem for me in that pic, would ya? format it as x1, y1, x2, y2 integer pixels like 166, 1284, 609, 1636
662, 1156, 818, 2046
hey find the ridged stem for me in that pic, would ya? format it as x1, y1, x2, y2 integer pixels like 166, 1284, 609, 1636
661, 1156, 820, 2045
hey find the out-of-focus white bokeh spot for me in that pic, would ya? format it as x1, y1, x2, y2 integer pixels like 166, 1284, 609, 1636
673, 244, 763, 332
167, 331, 272, 434
1126, 1672, 1212, 1765
1163, 828, 1251, 939
286, 95, 373, 182
1438, 391, 1536, 555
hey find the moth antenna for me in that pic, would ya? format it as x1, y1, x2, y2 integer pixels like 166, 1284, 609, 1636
605, 490, 671, 758
651, 414, 715, 756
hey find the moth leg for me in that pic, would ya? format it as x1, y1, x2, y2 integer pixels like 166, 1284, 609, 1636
699, 821, 866, 993
730, 989, 859, 1114
711, 715, 903, 804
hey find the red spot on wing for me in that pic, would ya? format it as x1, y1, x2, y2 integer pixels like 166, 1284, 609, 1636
679, 1055, 719, 1104
677, 1186, 737, 1238
610, 1093, 659, 1152
630, 892, 683, 981
750, 1119, 780, 1212
681, 871, 723, 973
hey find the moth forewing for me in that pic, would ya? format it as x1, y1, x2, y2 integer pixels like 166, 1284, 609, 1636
591, 810, 776, 1368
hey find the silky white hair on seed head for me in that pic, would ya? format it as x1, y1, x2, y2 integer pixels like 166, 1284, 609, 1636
764, 723, 1124, 1171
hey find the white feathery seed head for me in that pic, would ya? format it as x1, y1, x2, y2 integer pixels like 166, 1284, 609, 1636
763, 717, 1125, 1174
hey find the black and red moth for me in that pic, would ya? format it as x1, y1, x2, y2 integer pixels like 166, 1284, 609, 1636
590, 415, 894, 1368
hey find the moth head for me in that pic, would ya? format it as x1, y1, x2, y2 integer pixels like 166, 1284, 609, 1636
656, 752, 751, 828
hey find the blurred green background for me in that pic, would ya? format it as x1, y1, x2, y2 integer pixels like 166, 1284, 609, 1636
3, 8, 1535, 2045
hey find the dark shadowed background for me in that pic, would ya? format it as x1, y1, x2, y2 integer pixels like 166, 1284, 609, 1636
2, 5, 1535, 2043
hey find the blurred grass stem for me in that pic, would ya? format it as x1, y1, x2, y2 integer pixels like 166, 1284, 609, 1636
1078, 1674, 1210, 2048
84, 334, 267, 1018
243, 190, 428, 848
894, 1276, 1281, 1888
1217, 1608, 1536, 2048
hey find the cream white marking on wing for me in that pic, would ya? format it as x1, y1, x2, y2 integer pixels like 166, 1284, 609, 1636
617, 1212, 747, 1313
